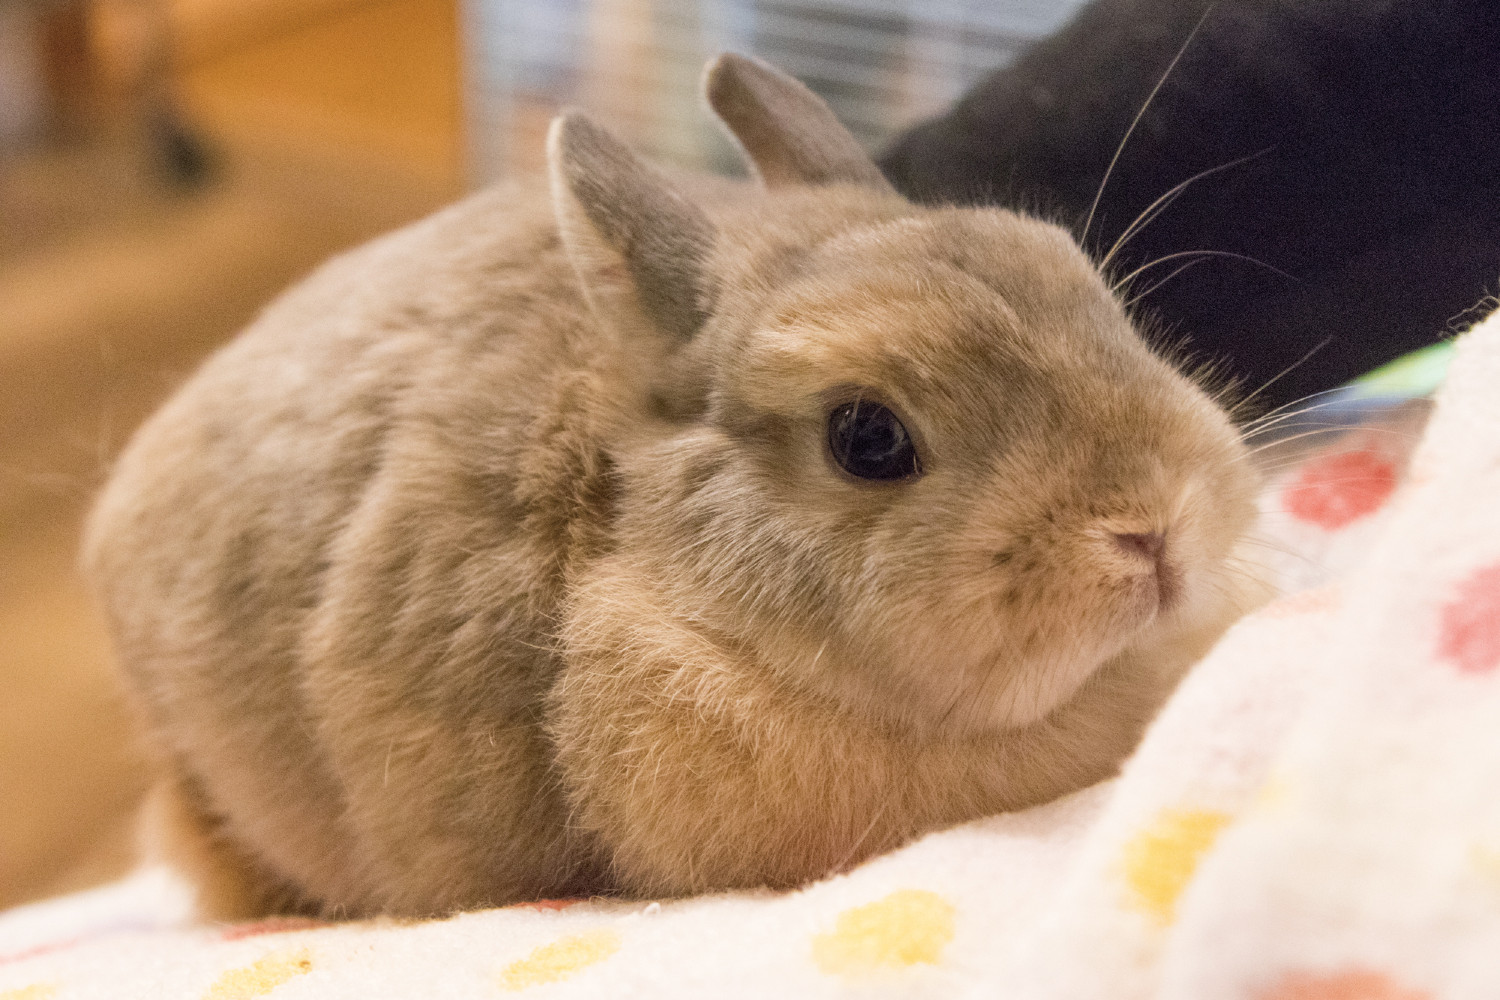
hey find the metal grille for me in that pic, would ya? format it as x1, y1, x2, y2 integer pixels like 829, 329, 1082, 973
462, 0, 1085, 180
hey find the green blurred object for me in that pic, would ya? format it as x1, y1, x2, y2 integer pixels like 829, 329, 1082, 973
1349, 340, 1457, 400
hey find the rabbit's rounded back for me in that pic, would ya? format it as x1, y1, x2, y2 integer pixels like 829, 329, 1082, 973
85, 54, 1261, 916
85, 186, 625, 912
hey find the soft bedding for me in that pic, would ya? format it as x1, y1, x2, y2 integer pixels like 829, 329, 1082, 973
2, 312, 1494, 1000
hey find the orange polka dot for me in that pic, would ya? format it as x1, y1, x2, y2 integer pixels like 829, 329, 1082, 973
1438, 562, 1500, 674
1283, 449, 1398, 529
1257, 968, 1430, 1000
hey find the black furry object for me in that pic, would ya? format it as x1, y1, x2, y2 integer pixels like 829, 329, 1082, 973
880, 0, 1500, 409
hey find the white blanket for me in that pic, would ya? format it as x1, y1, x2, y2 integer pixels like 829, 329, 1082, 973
3, 312, 1494, 1000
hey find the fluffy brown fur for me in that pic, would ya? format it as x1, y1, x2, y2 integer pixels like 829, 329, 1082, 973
84, 55, 1264, 918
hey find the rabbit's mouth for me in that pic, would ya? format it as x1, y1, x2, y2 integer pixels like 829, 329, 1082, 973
924, 607, 1150, 734
1101, 524, 1184, 617
1127, 548, 1184, 617
1156, 561, 1183, 610
909, 543, 1206, 734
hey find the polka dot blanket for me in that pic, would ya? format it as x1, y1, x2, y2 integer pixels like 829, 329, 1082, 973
3, 312, 1494, 1000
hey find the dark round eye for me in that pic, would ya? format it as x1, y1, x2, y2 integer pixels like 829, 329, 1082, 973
828, 401, 921, 481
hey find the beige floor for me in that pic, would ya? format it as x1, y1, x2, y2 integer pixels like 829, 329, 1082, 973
0, 0, 463, 909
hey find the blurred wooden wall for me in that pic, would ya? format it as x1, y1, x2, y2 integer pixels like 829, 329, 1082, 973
0, 0, 464, 909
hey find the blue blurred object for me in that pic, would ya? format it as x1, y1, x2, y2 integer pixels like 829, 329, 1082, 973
1267, 340, 1457, 437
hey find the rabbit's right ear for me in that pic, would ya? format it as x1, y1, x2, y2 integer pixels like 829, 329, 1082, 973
705, 53, 893, 192
549, 113, 716, 347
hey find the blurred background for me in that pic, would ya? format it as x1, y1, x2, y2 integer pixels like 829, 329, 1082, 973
0, 0, 1085, 909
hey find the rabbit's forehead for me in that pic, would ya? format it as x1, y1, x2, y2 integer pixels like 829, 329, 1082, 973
735, 257, 1129, 421
804, 207, 1103, 306
740, 285, 1014, 408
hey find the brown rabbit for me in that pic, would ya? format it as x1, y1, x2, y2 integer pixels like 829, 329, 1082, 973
84, 54, 1264, 919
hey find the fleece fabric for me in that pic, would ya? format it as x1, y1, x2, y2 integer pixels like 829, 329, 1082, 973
1, 313, 1493, 1000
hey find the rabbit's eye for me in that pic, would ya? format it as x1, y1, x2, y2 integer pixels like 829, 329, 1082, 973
828, 401, 921, 481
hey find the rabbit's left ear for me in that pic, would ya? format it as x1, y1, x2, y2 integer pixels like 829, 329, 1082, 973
548, 112, 716, 346
705, 53, 894, 192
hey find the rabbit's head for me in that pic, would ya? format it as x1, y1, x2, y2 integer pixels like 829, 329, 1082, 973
549, 54, 1258, 737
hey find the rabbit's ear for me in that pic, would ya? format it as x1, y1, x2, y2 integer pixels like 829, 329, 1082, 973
705, 53, 894, 192
548, 113, 716, 345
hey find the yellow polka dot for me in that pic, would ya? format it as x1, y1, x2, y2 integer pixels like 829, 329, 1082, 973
812, 889, 956, 977
1122, 808, 1231, 925
498, 929, 621, 991
1470, 842, 1500, 892
204, 948, 313, 1000
1, 985, 57, 1000
1253, 770, 1295, 813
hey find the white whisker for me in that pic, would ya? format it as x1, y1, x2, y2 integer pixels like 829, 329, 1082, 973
1113, 249, 1299, 295
1101, 147, 1274, 272
1081, 6, 1218, 249
1123, 258, 1207, 308
1244, 425, 1384, 458
1223, 335, 1331, 421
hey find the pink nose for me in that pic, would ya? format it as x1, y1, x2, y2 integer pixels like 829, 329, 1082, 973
1114, 531, 1166, 561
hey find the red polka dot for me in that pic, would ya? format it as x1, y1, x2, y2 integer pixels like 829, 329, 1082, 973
505, 897, 586, 912
220, 916, 330, 941
0, 936, 85, 966
1438, 562, 1500, 675
1283, 449, 1398, 530
1257, 969, 1429, 1000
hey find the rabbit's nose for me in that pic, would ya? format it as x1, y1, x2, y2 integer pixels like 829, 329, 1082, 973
1113, 531, 1165, 562
1112, 530, 1180, 609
